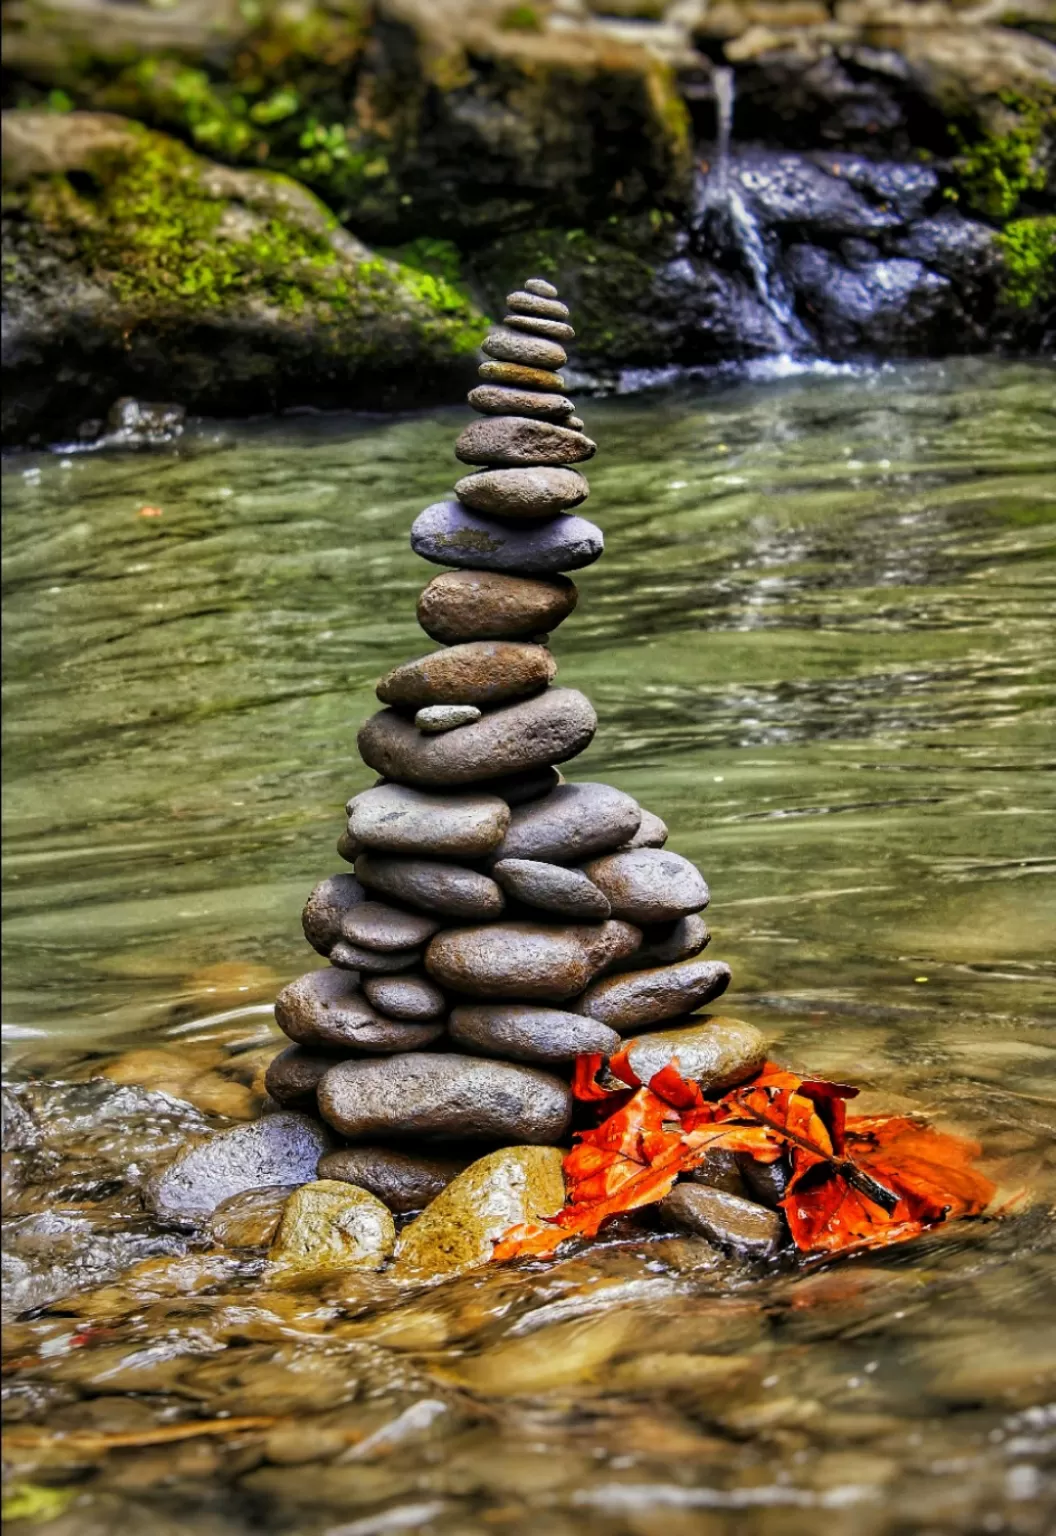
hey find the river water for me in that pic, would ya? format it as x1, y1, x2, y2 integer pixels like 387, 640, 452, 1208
3, 358, 1055, 1533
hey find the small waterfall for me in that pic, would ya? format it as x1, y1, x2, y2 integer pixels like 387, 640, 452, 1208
697, 67, 803, 343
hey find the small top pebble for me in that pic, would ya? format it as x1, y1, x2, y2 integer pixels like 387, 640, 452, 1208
525, 278, 559, 298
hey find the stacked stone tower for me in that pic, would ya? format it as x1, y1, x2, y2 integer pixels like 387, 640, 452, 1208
266, 279, 732, 1211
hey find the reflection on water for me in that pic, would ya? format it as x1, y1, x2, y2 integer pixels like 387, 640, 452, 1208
3, 358, 1055, 1533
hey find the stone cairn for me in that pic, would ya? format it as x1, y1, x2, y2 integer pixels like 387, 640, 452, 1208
265, 278, 744, 1218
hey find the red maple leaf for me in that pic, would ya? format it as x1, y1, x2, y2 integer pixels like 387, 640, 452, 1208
493, 1054, 995, 1263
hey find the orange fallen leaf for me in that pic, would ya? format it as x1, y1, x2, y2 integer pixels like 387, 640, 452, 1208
494, 1055, 995, 1264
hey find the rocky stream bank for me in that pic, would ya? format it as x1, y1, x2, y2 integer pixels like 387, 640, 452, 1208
2, 0, 1054, 445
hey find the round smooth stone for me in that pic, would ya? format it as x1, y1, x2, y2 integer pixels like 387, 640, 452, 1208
506, 290, 570, 320
492, 857, 611, 919
566, 415, 585, 432
275, 968, 444, 1052
482, 325, 567, 372
416, 704, 482, 733
611, 913, 710, 973
576, 958, 732, 1032
362, 972, 446, 1022
493, 781, 641, 864
355, 852, 505, 920
377, 641, 555, 709
660, 1183, 783, 1259
425, 919, 641, 1001
582, 848, 710, 924
449, 1003, 620, 1064
341, 900, 440, 953
317, 1052, 573, 1144
349, 783, 509, 859
455, 417, 596, 469
418, 570, 579, 645
328, 940, 420, 974
317, 1146, 469, 1213
358, 689, 597, 788
467, 385, 576, 423
620, 1016, 767, 1093
504, 313, 575, 342
454, 466, 589, 520
411, 500, 603, 576
478, 360, 565, 392
302, 874, 366, 956
524, 277, 559, 298
618, 808, 669, 850
264, 1044, 336, 1108
336, 828, 362, 863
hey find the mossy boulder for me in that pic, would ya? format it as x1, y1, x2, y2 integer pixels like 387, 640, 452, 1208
2, 0, 694, 241
1, 110, 485, 443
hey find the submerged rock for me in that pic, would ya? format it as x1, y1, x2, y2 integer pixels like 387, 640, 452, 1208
660, 1182, 784, 1259
147, 1112, 331, 1223
208, 1185, 297, 1249
267, 1180, 395, 1275
393, 1146, 567, 1280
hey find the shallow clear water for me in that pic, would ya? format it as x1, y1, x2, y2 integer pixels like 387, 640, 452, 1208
3, 358, 1056, 1534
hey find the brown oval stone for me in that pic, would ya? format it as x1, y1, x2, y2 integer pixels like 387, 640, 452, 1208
622, 1016, 767, 1092
478, 360, 565, 392
482, 325, 567, 372
583, 848, 710, 924
467, 385, 576, 423
355, 852, 505, 920
317, 1053, 573, 1144
327, 940, 421, 974
358, 689, 597, 788
362, 972, 446, 1021
417, 571, 578, 645
576, 958, 732, 1032
275, 968, 444, 1052
449, 1003, 619, 1064
264, 1044, 335, 1108
349, 783, 509, 858
456, 416, 596, 469
377, 642, 555, 710
425, 919, 641, 1001
301, 874, 365, 956
340, 900, 441, 953
660, 1183, 783, 1259
454, 466, 589, 521
492, 857, 611, 919
609, 913, 711, 974
317, 1145, 470, 1213
494, 781, 641, 864
618, 808, 669, 850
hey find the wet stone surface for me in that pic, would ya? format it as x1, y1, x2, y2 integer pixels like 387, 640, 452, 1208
410, 499, 603, 576
493, 781, 642, 864
660, 1182, 785, 1259
417, 569, 578, 644
449, 1003, 620, 1064
377, 640, 555, 709
348, 783, 509, 858
577, 957, 733, 1032
583, 847, 711, 924
454, 465, 589, 519
147, 1112, 331, 1223
425, 919, 641, 1001
317, 1145, 469, 1213
274, 968, 445, 1052
354, 852, 505, 920
621, 1015, 766, 1092
317, 1052, 573, 1144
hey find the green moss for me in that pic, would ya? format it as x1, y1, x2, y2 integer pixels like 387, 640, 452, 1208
949, 90, 1054, 219
996, 216, 1056, 308
499, 5, 543, 29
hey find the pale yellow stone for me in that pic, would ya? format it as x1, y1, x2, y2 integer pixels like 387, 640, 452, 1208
393, 1144, 566, 1281
267, 1180, 395, 1277
451, 1310, 638, 1395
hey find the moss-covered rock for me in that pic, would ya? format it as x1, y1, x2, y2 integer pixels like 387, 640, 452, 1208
2, 0, 694, 241
1, 109, 485, 442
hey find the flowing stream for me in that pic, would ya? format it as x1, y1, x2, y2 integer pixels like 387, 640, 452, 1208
3, 358, 1056, 1534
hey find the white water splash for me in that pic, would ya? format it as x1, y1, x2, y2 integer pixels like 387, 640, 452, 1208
698, 67, 805, 341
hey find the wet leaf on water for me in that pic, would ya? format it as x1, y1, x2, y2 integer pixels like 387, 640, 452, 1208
495, 1059, 995, 1262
